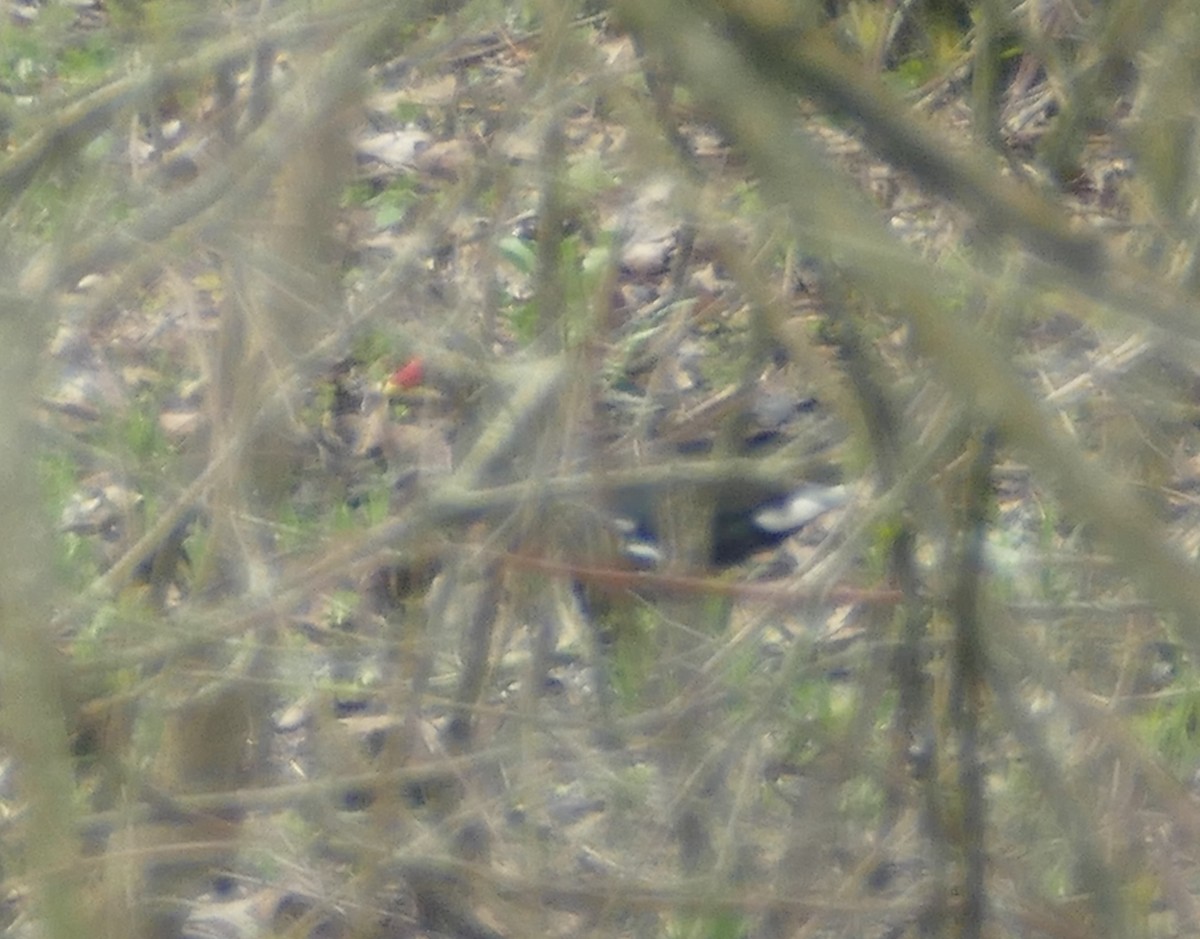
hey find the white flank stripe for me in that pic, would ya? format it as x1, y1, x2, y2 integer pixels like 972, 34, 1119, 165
752, 484, 849, 533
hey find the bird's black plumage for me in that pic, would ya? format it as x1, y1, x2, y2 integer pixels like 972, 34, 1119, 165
712, 484, 848, 565
613, 483, 848, 568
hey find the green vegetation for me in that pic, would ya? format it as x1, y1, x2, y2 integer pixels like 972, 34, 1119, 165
6, 2, 1200, 939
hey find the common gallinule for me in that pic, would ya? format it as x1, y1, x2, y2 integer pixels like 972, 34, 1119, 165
612, 480, 848, 568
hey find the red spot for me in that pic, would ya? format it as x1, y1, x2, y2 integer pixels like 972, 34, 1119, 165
388, 357, 424, 391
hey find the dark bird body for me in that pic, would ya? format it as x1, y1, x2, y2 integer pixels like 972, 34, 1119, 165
614, 482, 848, 568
